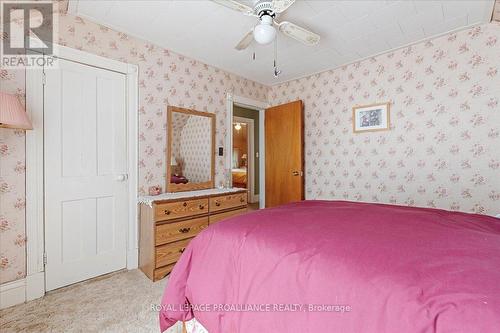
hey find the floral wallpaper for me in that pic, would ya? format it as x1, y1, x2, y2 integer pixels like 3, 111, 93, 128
0, 12, 267, 284
0, 70, 27, 284
270, 23, 500, 216
1, 10, 499, 286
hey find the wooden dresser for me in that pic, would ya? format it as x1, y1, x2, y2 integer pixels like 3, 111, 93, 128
139, 188, 248, 281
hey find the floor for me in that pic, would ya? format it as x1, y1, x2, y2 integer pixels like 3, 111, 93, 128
0, 270, 178, 333
248, 202, 259, 211
1, 205, 260, 333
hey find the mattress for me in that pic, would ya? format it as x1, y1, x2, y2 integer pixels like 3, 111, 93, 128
159, 200, 500, 332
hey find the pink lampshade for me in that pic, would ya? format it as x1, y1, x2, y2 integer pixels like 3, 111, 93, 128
0, 92, 32, 130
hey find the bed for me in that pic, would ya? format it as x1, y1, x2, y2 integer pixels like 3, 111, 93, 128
159, 200, 500, 332
231, 168, 247, 188
170, 174, 188, 184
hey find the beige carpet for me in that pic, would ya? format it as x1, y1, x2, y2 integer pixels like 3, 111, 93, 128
0, 269, 175, 333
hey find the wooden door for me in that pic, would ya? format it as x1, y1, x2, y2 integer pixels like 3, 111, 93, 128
265, 100, 304, 208
44, 58, 128, 291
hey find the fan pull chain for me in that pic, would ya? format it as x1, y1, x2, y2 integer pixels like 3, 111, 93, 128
274, 36, 281, 77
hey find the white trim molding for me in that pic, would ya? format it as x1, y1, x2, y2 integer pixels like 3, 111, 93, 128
226, 94, 268, 209
23, 43, 139, 305
0, 272, 44, 309
0, 279, 26, 309
126, 63, 139, 270
25, 54, 45, 297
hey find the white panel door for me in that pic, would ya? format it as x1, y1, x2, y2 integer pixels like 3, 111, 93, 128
44, 58, 128, 291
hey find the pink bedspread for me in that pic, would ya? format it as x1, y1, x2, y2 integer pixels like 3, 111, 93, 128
160, 201, 500, 332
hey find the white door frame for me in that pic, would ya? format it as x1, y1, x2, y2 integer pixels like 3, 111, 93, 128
226, 94, 268, 209
24, 44, 138, 301
233, 116, 256, 203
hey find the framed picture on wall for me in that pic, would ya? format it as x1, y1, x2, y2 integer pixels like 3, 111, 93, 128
352, 102, 390, 133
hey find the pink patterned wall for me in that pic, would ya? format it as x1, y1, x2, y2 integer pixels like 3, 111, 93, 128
0, 70, 26, 284
0, 12, 267, 284
270, 23, 500, 216
1, 12, 499, 286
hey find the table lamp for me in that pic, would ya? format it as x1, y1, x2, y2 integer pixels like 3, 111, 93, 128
0, 92, 33, 130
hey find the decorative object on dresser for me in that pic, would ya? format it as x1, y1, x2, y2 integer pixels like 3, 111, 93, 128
138, 188, 248, 281
148, 185, 162, 196
166, 106, 216, 192
352, 102, 390, 133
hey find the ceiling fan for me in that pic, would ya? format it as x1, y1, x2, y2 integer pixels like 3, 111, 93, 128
211, 0, 320, 50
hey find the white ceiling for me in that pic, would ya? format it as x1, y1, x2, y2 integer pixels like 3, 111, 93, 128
69, 0, 495, 85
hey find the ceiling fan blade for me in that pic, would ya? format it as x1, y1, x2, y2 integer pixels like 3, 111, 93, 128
278, 21, 320, 46
235, 30, 254, 50
210, 0, 254, 15
272, 0, 296, 13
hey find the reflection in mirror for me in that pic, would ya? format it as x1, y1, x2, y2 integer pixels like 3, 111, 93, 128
167, 106, 215, 192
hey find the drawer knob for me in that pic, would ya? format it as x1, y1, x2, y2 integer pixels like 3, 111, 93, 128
240, 197, 245, 203
215, 201, 221, 207
199, 204, 205, 210
183, 202, 187, 207
179, 248, 185, 254
164, 210, 171, 215
179, 227, 191, 233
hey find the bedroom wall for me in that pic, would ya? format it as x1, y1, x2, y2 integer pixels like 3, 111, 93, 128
0, 12, 268, 284
269, 23, 500, 216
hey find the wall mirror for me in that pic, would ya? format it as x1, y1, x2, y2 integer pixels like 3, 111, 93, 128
166, 106, 215, 192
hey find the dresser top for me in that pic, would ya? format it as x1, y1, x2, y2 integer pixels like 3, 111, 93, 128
138, 187, 247, 207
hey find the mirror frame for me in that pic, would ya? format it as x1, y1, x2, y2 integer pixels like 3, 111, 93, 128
166, 106, 216, 193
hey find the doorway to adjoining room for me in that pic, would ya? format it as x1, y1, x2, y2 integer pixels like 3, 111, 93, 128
232, 105, 260, 210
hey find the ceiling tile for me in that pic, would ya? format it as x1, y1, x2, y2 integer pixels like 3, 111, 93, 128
424, 15, 468, 36
413, 0, 443, 15
74, 0, 116, 20
466, 1, 496, 23
398, 8, 443, 35
72, 0, 493, 85
369, 0, 417, 23
305, 0, 339, 14
336, 0, 385, 19
442, 0, 491, 20
368, 23, 405, 49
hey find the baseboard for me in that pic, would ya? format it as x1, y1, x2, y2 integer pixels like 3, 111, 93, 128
127, 248, 139, 270
0, 278, 26, 309
26, 271, 45, 301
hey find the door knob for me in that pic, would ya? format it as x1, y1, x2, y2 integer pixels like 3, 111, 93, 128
115, 174, 128, 182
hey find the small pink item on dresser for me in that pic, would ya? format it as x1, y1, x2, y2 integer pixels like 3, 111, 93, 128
148, 186, 162, 196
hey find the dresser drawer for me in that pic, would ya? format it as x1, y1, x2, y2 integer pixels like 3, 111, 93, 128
156, 238, 191, 268
210, 208, 247, 224
155, 216, 208, 245
210, 192, 247, 212
154, 198, 208, 221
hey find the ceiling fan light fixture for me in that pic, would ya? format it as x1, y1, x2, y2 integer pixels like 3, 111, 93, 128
253, 15, 276, 45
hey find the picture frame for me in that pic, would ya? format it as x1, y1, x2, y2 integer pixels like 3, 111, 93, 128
352, 102, 391, 133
